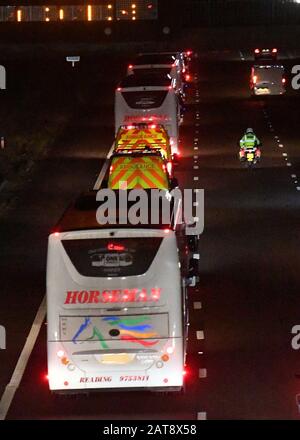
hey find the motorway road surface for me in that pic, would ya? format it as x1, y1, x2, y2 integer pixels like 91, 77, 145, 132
0, 49, 300, 420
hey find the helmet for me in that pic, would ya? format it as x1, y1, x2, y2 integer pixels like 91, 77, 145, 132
246, 128, 254, 134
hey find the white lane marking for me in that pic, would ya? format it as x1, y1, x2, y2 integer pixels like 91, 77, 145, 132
93, 142, 115, 190
278, 144, 284, 148
287, 162, 292, 167
194, 137, 199, 141
274, 136, 279, 140
239, 50, 245, 61
297, 187, 300, 191
194, 301, 202, 310
196, 330, 205, 340
199, 369, 207, 378
282, 153, 288, 157
194, 147, 199, 150
194, 166, 199, 170
197, 412, 207, 420
0, 296, 46, 420
194, 155, 198, 159
194, 176, 199, 181
291, 174, 297, 178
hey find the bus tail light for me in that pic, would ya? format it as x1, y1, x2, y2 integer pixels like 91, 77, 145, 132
253, 75, 257, 84
272, 48, 277, 53
282, 77, 286, 84
107, 243, 125, 251
254, 48, 260, 54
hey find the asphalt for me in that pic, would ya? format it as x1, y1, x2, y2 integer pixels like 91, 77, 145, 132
0, 49, 300, 420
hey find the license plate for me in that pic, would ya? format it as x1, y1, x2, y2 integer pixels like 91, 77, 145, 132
247, 153, 254, 160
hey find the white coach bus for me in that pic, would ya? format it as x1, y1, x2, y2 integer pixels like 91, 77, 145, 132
46, 191, 193, 392
115, 73, 181, 156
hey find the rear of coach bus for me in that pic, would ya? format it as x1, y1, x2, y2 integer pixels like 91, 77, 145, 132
46, 228, 185, 392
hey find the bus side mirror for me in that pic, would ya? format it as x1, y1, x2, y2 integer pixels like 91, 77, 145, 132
186, 258, 199, 287
170, 177, 179, 189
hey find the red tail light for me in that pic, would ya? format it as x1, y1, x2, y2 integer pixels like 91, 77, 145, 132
117, 87, 122, 92
150, 124, 157, 129
185, 74, 191, 82
128, 64, 133, 69
254, 48, 260, 54
186, 50, 192, 56
107, 243, 125, 251
282, 77, 286, 84
253, 75, 257, 84
272, 48, 277, 53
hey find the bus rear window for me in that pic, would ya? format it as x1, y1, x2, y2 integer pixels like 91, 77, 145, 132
121, 91, 168, 109
62, 237, 163, 278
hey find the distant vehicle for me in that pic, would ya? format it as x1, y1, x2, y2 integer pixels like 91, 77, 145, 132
47, 191, 193, 393
250, 64, 286, 96
127, 53, 184, 95
115, 73, 181, 155
254, 48, 278, 61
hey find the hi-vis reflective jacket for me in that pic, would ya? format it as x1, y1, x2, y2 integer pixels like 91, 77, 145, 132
108, 154, 170, 190
239, 133, 261, 149
115, 125, 172, 161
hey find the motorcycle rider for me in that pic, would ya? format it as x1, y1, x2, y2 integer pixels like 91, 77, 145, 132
239, 128, 261, 162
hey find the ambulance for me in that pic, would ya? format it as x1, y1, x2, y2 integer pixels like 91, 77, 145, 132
108, 150, 176, 190
46, 190, 193, 392
114, 123, 176, 176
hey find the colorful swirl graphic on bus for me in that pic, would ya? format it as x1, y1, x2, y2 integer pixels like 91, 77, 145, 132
72, 316, 159, 348
104, 316, 159, 346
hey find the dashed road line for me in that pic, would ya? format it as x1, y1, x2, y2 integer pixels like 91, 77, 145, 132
196, 330, 205, 340
199, 369, 207, 378
194, 301, 202, 310
197, 412, 207, 420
